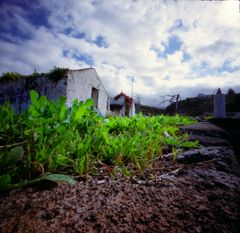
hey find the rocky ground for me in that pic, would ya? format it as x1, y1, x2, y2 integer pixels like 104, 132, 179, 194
0, 121, 240, 233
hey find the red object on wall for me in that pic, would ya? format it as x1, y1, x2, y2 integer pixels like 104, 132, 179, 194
114, 92, 133, 108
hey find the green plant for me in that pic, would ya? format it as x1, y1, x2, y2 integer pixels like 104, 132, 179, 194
0, 72, 23, 82
48, 66, 68, 82
0, 146, 75, 191
0, 67, 68, 84
0, 173, 75, 191
0, 91, 198, 190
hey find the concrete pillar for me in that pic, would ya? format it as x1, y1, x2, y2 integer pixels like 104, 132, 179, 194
214, 89, 226, 118
130, 102, 136, 117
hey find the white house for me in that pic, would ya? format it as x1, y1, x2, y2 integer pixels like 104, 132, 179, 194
110, 92, 135, 117
0, 68, 110, 116
66, 68, 110, 116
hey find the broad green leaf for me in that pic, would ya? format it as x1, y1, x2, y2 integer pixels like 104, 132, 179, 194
74, 105, 86, 122
72, 99, 78, 107
59, 105, 67, 121
28, 105, 39, 117
85, 98, 94, 108
56, 124, 66, 134
0, 146, 24, 172
30, 90, 39, 108
42, 174, 76, 185
0, 174, 11, 189
39, 95, 47, 106
57, 96, 66, 108
0, 174, 75, 190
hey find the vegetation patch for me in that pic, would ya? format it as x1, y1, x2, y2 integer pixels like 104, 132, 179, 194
0, 91, 198, 190
0, 72, 23, 82
47, 66, 68, 82
0, 67, 68, 83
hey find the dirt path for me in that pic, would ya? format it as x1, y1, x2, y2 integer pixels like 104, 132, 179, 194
1, 122, 240, 233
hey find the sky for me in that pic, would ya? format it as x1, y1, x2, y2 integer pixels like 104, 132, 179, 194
0, 0, 240, 107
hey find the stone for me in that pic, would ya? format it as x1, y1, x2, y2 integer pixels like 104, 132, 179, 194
176, 146, 240, 176
233, 112, 240, 119
180, 122, 227, 138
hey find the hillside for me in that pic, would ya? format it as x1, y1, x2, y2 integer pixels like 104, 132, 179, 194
135, 103, 164, 116
165, 93, 240, 116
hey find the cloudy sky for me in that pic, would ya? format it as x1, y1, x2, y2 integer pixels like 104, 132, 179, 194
0, 0, 239, 106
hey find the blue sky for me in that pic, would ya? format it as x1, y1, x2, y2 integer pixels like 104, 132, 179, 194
0, 0, 239, 106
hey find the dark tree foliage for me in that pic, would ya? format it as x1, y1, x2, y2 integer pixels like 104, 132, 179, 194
47, 67, 68, 82
227, 88, 235, 96
0, 67, 68, 83
0, 72, 23, 82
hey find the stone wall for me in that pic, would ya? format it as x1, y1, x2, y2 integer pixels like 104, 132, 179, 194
0, 76, 67, 111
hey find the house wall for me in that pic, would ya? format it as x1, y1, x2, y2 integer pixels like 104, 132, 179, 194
0, 68, 109, 116
66, 69, 109, 116
0, 76, 67, 111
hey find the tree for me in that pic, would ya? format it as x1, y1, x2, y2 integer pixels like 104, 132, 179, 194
227, 88, 235, 96
159, 94, 181, 112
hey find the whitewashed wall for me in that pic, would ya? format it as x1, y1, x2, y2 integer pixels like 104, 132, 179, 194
66, 68, 109, 116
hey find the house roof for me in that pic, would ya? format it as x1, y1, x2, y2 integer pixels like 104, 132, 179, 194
67, 68, 94, 72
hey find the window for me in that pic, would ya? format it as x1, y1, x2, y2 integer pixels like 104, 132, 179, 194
91, 87, 99, 108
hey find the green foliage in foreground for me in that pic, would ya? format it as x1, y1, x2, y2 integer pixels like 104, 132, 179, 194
0, 91, 198, 190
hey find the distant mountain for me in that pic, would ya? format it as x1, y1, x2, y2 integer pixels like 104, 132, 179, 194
135, 103, 164, 116
165, 93, 240, 116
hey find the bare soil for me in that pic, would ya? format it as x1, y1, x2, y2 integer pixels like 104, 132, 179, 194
1, 122, 240, 233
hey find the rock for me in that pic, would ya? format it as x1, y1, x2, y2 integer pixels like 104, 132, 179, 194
96, 180, 106, 185
233, 112, 240, 119
177, 147, 220, 163
188, 135, 231, 147
180, 122, 227, 138
176, 146, 240, 176
157, 174, 176, 181
1, 122, 240, 233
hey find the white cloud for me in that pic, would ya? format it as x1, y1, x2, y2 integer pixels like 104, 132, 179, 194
0, 0, 239, 107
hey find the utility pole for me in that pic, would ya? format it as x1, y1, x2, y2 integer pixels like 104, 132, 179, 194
131, 76, 134, 100
175, 94, 180, 112
128, 76, 135, 117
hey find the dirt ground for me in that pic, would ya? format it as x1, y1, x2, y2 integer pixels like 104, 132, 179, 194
1, 122, 240, 233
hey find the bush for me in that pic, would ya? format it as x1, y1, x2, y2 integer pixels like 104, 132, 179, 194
0, 72, 23, 82
48, 67, 68, 82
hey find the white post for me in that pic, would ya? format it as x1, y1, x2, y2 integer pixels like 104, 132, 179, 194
214, 89, 226, 118
130, 76, 135, 117
130, 102, 136, 117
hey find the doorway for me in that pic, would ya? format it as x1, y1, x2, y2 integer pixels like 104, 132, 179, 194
91, 87, 99, 108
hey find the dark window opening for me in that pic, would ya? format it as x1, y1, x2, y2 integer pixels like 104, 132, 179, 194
91, 87, 99, 108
